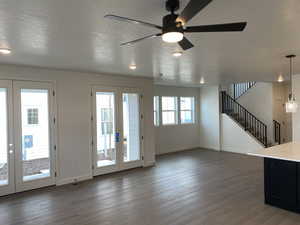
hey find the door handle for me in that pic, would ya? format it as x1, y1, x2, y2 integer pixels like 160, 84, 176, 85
9, 144, 14, 154
115, 132, 120, 143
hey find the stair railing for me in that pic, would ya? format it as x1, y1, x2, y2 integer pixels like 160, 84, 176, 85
233, 82, 256, 100
221, 91, 267, 147
273, 120, 281, 144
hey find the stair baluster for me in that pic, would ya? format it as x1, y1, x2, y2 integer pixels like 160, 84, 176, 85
221, 91, 268, 147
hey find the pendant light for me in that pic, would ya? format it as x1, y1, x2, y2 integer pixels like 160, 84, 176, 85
285, 54, 298, 113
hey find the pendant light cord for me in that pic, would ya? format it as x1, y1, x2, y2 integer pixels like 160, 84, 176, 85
290, 56, 293, 82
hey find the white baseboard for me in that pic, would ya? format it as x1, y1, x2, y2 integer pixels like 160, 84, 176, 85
56, 174, 93, 186
144, 161, 156, 167
199, 146, 221, 151
156, 146, 201, 155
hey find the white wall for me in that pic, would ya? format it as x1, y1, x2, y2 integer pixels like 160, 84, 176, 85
154, 85, 201, 155
199, 86, 221, 151
221, 114, 263, 154
237, 82, 274, 143
0, 64, 155, 185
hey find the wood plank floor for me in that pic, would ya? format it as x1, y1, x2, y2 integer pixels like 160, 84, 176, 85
1, 149, 300, 225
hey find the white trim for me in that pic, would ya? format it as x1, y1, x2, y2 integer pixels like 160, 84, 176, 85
56, 174, 93, 186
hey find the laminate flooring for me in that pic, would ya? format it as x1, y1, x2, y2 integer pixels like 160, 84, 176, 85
1, 149, 300, 225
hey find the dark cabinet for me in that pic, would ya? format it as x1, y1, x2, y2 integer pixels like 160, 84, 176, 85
264, 158, 300, 213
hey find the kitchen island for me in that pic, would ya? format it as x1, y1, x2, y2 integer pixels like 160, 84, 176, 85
248, 142, 300, 213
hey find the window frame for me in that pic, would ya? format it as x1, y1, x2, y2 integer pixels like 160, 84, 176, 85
179, 97, 196, 124
153, 96, 160, 126
161, 96, 178, 126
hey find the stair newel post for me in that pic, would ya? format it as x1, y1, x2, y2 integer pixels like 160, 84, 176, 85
244, 110, 247, 130
221, 91, 224, 113
279, 123, 281, 144
265, 125, 267, 147
233, 84, 236, 100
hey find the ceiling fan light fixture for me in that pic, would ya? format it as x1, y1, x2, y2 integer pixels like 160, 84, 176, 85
162, 32, 183, 43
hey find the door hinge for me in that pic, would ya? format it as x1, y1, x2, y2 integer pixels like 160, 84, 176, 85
141, 136, 144, 140
91, 116, 93, 121
142, 156, 144, 160
91, 139, 94, 145
91, 92, 93, 97
55, 172, 57, 177
53, 91, 55, 96
141, 114, 144, 119
53, 117, 56, 124
54, 145, 57, 151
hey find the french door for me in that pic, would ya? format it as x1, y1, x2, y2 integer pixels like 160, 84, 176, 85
92, 87, 143, 176
0, 80, 56, 196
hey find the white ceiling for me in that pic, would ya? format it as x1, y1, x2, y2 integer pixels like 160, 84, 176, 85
0, 0, 300, 86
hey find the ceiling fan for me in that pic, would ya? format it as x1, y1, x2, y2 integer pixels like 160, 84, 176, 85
104, 0, 247, 51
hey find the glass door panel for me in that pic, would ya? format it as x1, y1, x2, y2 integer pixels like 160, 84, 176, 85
20, 89, 50, 181
0, 80, 14, 196
122, 93, 140, 162
96, 92, 116, 168
0, 88, 8, 186
14, 81, 55, 193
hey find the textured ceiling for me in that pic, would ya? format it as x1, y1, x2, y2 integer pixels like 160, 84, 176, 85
0, 0, 300, 86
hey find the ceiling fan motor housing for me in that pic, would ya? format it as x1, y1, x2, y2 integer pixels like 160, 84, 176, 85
162, 14, 184, 34
166, 0, 180, 12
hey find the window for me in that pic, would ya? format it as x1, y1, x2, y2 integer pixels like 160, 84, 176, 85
153, 96, 159, 126
27, 108, 39, 125
180, 97, 195, 124
100, 108, 113, 135
162, 96, 178, 125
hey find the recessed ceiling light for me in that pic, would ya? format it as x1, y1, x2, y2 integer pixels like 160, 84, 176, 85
278, 73, 284, 82
172, 51, 182, 57
0, 48, 11, 55
129, 64, 137, 70
200, 77, 205, 84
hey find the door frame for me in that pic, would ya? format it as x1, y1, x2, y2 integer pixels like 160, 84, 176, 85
91, 86, 144, 176
13, 81, 57, 193
0, 80, 15, 196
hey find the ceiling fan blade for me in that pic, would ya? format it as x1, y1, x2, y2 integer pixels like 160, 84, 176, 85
177, 0, 213, 25
104, 14, 162, 30
178, 37, 194, 50
121, 33, 162, 46
185, 22, 247, 32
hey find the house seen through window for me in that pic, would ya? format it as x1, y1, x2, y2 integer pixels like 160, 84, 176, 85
27, 108, 39, 125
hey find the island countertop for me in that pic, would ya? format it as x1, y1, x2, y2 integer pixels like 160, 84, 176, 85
248, 142, 300, 162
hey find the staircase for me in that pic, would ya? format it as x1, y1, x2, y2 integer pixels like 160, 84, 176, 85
221, 91, 268, 147
231, 82, 256, 100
